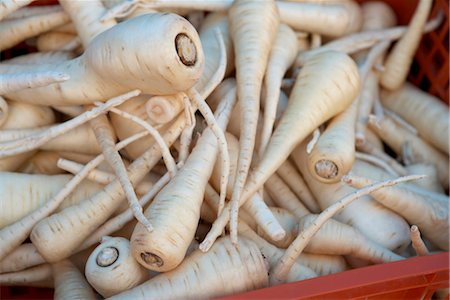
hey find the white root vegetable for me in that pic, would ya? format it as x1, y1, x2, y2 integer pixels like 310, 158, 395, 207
298, 214, 403, 263
130, 83, 236, 272
405, 164, 444, 194
270, 174, 422, 284
410, 225, 430, 256
0, 10, 69, 51
2, 13, 204, 106
85, 237, 150, 297
0, 90, 139, 158
110, 237, 269, 300
344, 174, 449, 251
381, 83, 449, 154
0, 71, 69, 95
0, 129, 149, 262
0, 172, 102, 228
2, 4, 60, 20
0, 264, 53, 288
292, 142, 411, 251
0, 0, 36, 20
145, 93, 185, 125
0, 243, 43, 273
29, 115, 185, 263
1, 51, 76, 64
52, 260, 96, 300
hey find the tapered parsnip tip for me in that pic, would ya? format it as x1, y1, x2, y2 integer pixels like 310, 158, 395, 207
96, 247, 119, 267
199, 240, 212, 253
271, 229, 287, 242
355, 133, 365, 146
410, 225, 419, 233
176, 33, 197, 66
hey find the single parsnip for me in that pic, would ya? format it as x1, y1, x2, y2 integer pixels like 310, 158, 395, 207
294, 13, 443, 67
0, 10, 70, 51
275, 160, 319, 213
52, 260, 96, 300
410, 225, 430, 256
355, 152, 399, 177
29, 115, 186, 263
197, 12, 235, 91
85, 237, 150, 297
270, 174, 421, 284
344, 174, 449, 251
308, 37, 390, 183
368, 115, 449, 189
0, 264, 53, 288
2, 13, 204, 106
360, 1, 397, 31
227, 0, 280, 245
293, 142, 411, 251
0, 172, 102, 228
0, 71, 69, 95
405, 164, 444, 194
110, 237, 269, 300
0, 243, 43, 273
265, 173, 310, 219
298, 214, 403, 263
381, 83, 449, 154
1, 51, 76, 64
36, 31, 79, 52
381, 0, 432, 90
130, 81, 236, 272
355, 71, 379, 144
278, 0, 362, 36
259, 24, 298, 158
209, 131, 285, 241
202, 50, 360, 251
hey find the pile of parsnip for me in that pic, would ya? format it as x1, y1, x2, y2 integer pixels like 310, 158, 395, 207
0, 0, 449, 299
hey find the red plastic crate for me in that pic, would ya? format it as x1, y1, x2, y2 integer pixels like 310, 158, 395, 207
1, 0, 449, 299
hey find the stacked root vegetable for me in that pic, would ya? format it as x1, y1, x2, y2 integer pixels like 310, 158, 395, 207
0, 0, 448, 299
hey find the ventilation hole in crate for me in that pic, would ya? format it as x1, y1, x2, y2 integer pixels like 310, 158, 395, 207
430, 51, 445, 75
410, 59, 421, 78
420, 76, 431, 91
421, 34, 434, 53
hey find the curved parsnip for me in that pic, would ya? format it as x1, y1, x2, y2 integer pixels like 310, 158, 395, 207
111, 237, 268, 300
227, 0, 280, 245
85, 237, 150, 297
3, 13, 204, 106
52, 260, 96, 300
381, 83, 449, 154
260, 24, 298, 158
130, 83, 236, 272
381, 0, 432, 90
